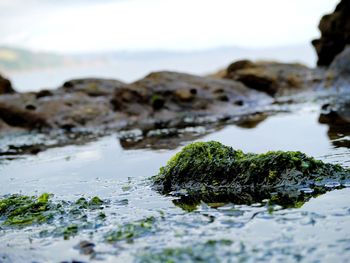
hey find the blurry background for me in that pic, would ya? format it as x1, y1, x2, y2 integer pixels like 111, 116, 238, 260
0, 0, 339, 91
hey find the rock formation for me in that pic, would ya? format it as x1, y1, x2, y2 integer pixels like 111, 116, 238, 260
153, 141, 350, 208
0, 74, 15, 95
312, 0, 350, 66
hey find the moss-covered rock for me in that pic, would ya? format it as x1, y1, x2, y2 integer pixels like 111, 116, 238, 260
152, 141, 350, 208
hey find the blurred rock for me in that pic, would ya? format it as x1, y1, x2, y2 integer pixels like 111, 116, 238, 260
224, 60, 316, 96
0, 78, 124, 132
0, 102, 49, 129
319, 98, 350, 125
0, 74, 15, 95
111, 71, 271, 118
312, 0, 350, 66
61, 78, 126, 96
329, 46, 350, 76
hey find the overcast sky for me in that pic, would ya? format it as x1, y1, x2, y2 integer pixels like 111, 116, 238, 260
0, 0, 339, 53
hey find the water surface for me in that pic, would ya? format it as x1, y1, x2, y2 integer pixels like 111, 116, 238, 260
0, 107, 349, 262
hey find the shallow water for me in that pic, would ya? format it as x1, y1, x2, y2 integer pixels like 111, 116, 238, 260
0, 107, 349, 262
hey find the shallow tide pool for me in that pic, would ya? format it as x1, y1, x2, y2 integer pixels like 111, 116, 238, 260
0, 107, 349, 263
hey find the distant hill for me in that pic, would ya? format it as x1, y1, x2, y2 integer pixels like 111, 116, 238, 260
0, 47, 70, 71
1, 44, 317, 92
0, 44, 316, 73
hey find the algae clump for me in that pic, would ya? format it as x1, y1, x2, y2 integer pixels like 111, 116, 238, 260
104, 216, 156, 243
0, 193, 54, 226
0, 193, 107, 240
152, 141, 350, 208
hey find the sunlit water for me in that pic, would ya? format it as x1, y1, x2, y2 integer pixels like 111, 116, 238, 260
0, 108, 349, 262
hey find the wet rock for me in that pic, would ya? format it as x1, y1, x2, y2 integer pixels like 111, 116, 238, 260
0, 74, 15, 95
319, 97, 350, 148
0, 68, 329, 156
152, 141, 349, 208
61, 78, 127, 97
74, 241, 95, 255
329, 46, 350, 76
0, 102, 49, 129
111, 71, 271, 118
312, 0, 350, 66
319, 98, 350, 125
0, 85, 117, 131
224, 60, 315, 96
175, 89, 196, 101
36, 89, 53, 99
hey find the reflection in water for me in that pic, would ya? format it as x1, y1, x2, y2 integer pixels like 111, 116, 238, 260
0, 108, 350, 262
235, 112, 268, 129
119, 113, 270, 150
318, 95, 350, 148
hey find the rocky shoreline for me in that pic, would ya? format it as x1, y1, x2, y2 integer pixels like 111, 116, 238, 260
0, 0, 349, 158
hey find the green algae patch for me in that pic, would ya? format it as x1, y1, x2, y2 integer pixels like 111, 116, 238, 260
75, 196, 104, 209
152, 141, 350, 208
104, 216, 156, 243
0, 193, 55, 226
0, 193, 107, 239
135, 239, 233, 263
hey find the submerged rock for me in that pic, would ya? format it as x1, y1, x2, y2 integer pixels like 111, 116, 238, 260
312, 0, 350, 66
152, 141, 349, 208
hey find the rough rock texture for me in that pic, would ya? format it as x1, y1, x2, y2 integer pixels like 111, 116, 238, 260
0, 61, 343, 158
62, 78, 125, 97
223, 60, 318, 96
153, 141, 349, 207
0, 72, 273, 137
0, 78, 127, 131
111, 71, 271, 118
312, 0, 350, 66
0, 74, 15, 95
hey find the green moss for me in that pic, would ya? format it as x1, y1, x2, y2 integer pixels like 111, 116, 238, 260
172, 198, 200, 212
153, 141, 241, 188
75, 196, 104, 209
0, 193, 54, 226
153, 141, 350, 208
89, 196, 104, 207
62, 224, 79, 240
0, 193, 107, 239
104, 216, 156, 243
150, 94, 165, 110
